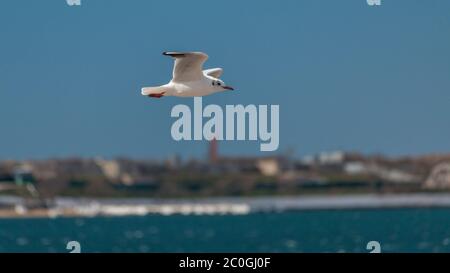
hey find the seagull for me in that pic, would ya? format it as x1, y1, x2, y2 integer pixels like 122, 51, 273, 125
141, 52, 234, 98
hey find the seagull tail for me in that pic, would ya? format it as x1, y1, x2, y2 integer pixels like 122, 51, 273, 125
141, 86, 167, 96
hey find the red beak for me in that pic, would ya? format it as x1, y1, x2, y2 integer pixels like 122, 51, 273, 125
223, 86, 234, 91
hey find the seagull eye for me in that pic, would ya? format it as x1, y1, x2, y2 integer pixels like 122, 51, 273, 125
217, 82, 221, 86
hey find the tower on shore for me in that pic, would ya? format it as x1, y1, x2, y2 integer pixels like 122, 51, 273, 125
209, 138, 218, 164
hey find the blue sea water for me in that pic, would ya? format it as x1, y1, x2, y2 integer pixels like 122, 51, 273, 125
1, 208, 450, 253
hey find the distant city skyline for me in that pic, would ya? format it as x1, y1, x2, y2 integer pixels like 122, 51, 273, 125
0, 0, 449, 160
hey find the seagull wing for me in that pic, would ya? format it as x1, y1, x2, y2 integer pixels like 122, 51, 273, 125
163, 52, 208, 82
203, 68, 223, 79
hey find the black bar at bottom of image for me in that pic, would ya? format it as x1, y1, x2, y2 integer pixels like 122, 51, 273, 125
0, 253, 444, 272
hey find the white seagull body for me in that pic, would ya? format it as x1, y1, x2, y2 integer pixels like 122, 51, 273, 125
141, 52, 234, 98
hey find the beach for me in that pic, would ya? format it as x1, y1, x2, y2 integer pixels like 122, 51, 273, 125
3, 193, 450, 218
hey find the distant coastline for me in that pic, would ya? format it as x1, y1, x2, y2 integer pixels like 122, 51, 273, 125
1, 151, 450, 199
2, 151, 450, 218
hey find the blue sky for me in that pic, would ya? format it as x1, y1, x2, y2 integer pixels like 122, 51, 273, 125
0, 0, 449, 160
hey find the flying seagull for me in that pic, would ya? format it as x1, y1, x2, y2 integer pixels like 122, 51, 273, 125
141, 52, 234, 98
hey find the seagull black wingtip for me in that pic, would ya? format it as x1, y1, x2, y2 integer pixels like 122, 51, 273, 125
163, 52, 186, 57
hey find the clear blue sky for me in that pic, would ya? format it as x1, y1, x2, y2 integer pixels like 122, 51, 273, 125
0, 0, 449, 160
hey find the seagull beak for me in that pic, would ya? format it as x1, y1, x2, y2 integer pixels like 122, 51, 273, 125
223, 86, 234, 91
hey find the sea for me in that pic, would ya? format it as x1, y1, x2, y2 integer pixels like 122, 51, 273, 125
1, 208, 450, 253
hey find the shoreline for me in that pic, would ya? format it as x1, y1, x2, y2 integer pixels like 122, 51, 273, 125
3, 193, 450, 218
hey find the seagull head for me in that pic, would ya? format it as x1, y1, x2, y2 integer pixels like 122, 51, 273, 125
211, 79, 234, 92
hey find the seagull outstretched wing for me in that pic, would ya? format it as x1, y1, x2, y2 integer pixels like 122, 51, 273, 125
163, 52, 209, 82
